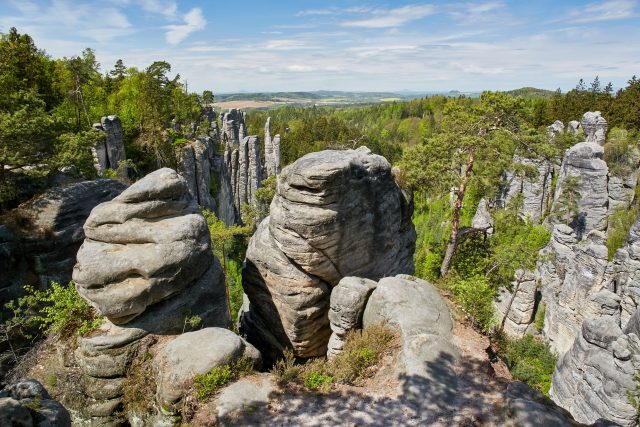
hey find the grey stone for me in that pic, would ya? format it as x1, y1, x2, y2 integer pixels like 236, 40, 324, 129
363, 275, 459, 411
93, 115, 126, 176
0, 180, 125, 309
0, 397, 32, 427
0, 380, 71, 427
582, 111, 608, 146
567, 120, 580, 136
241, 147, 416, 360
505, 381, 574, 427
73, 168, 228, 327
471, 198, 494, 234
215, 374, 273, 421
494, 270, 538, 338
327, 277, 378, 358
154, 328, 261, 408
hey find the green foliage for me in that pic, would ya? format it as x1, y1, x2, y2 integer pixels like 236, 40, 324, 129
607, 206, 640, 260
4, 281, 102, 338
271, 324, 396, 391
450, 275, 495, 333
500, 334, 557, 396
534, 302, 546, 332
303, 371, 333, 391
627, 370, 640, 423
604, 128, 640, 177
193, 356, 254, 401
551, 175, 581, 230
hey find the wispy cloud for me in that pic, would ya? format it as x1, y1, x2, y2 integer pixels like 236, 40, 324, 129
165, 8, 206, 45
341, 4, 436, 28
568, 0, 636, 23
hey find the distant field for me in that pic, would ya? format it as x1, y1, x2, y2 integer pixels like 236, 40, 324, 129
214, 100, 278, 110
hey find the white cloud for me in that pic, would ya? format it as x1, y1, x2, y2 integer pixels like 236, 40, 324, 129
165, 8, 206, 45
139, 0, 178, 19
568, 0, 636, 23
341, 4, 436, 28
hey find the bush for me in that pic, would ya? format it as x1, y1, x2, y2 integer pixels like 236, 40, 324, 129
450, 275, 495, 333
270, 324, 397, 391
607, 205, 639, 260
4, 281, 102, 338
500, 334, 556, 396
193, 356, 254, 401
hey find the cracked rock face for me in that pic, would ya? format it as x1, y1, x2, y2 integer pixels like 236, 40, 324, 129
240, 147, 416, 360
494, 270, 538, 338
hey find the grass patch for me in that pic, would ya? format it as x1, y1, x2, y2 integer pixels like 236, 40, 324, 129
607, 205, 639, 260
193, 356, 255, 401
498, 334, 556, 396
271, 324, 397, 392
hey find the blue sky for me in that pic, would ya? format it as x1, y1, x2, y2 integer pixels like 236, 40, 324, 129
1, 0, 639, 93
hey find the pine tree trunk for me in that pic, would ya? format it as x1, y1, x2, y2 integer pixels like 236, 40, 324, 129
440, 145, 475, 277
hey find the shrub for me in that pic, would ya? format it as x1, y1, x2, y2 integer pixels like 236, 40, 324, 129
270, 324, 397, 391
607, 205, 639, 260
450, 275, 495, 333
500, 334, 556, 396
4, 281, 102, 338
534, 302, 546, 332
193, 356, 254, 401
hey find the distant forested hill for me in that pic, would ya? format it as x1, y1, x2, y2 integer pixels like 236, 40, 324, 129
505, 87, 556, 99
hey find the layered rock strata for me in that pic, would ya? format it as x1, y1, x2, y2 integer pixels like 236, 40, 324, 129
494, 270, 538, 338
241, 147, 416, 361
72, 168, 230, 424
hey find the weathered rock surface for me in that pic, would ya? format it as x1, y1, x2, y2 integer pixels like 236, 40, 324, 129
0, 379, 71, 426
154, 328, 261, 409
214, 374, 273, 422
0, 179, 125, 307
494, 270, 538, 338
505, 381, 575, 427
543, 230, 609, 354
327, 277, 377, 358
472, 198, 494, 234
177, 136, 217, 212
264, 118, 281, 177
551, 292, 639, 426
363, 275, 459, 410
241, 147, 416, 360
92, 115, 126, 176
551, 127, 609, 239
582, 111, 608, 146
72, 168, 230, 424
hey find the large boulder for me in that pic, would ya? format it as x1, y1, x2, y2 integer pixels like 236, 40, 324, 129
72, 168, 230, 424
494, 269, 538, 338
154, 328, 261, 409
363, 275, 459, 412
73, 168, 228, 327
241, 147, 416, 360
0, 379, 71, 426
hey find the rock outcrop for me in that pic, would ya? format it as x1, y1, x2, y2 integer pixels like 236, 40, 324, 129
498, 121, 562, 223
154, 328, 260, 410
551, 113, 609, 239
0, 379, 71, 426
176, 136, 217, 212
92, 115, 126, 176
363, 275, 459, 410
71, 168, 230, 424
494, 270, 538, 338
550, 291, 639, 426
326, 277, 377, 358
471, 198, 494, 234
241, 147, 416, 361
264, 117, 281, 177
0, 180, 125, 308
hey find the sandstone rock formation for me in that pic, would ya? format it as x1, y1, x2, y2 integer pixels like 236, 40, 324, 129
498, 121, 562, 223
582, 111, 608, 146
494, 270, 538, 338
71, 168, 230, 424
327, 277, 378, 358
363, 275, 459, 409
471, 198, 494, 234
0, 379, 71, 426
154, 328, 261, 410
550, 290, 639, 426
176, 136, 217, 212
92, 115, 126, 176
543, 230, 609, 354
241, 147, 416, 361
0, 180, 125, 308
264, 117, 281, 177
551, 115, 609, 239
504, 381, 575, 427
